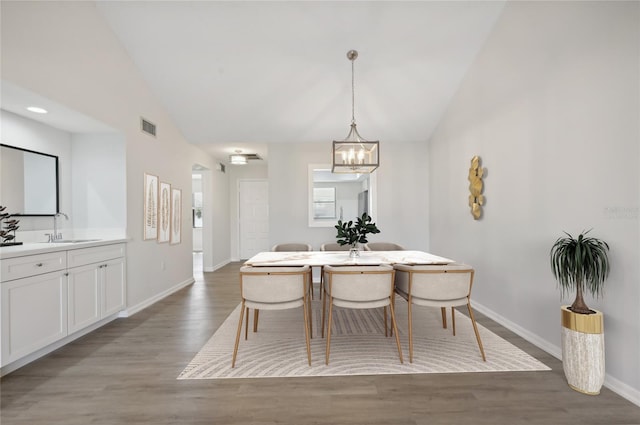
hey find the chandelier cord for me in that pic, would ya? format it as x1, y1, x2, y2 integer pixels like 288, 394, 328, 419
351, 56, 356, 125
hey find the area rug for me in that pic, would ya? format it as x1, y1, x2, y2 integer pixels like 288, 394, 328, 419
178, 299, 550, 379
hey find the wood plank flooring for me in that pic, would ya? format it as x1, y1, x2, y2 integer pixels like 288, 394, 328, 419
1, 260, 639, 424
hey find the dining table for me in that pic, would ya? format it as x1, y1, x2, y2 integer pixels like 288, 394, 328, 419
244, 250, 455, 267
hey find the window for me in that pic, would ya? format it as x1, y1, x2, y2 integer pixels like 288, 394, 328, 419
313, 187, 336, 219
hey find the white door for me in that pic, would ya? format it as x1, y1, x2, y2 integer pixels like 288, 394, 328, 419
239, 180, 269, 259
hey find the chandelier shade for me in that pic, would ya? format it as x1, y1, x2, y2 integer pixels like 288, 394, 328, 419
332, 50, 379, 174
332, 124, 379, 174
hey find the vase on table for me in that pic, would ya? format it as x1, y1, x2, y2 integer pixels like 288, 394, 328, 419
349, 243, 361, 258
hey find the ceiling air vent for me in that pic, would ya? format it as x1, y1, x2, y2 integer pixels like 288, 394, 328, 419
140, 117, 157, 137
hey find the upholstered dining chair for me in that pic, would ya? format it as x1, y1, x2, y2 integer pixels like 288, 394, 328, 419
322, 265, 403, 365
317, 243, 351, 295
271, 243, 315, 299
232, 265, 312, 367
365, 242, 405, 251
320, 242, 351, 251
393, 263, 486, 363
271, 243, 313, 252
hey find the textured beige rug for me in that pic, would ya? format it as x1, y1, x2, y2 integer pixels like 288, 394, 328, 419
178, 299, 550, 379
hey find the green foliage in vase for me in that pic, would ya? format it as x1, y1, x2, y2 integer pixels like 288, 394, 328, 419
550, 229, 610, 314
335, 213, 380, 247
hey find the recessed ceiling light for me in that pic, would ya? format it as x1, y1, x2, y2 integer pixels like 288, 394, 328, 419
26, 106, 48, 114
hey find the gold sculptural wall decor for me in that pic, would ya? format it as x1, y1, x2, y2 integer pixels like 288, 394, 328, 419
468, 156, 486, 220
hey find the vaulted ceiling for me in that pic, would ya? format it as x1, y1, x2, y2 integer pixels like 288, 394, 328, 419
95, 1, 505, 162
2, 1, 506, 164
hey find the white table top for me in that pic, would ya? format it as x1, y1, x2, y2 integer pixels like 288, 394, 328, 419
244, 250, 454, 267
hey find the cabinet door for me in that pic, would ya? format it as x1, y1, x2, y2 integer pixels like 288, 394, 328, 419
67, 263, 100, 334
102, 257, 126, 318
1, 271, 67, 365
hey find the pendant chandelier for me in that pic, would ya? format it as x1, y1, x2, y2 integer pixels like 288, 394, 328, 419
332, 50, 379, 174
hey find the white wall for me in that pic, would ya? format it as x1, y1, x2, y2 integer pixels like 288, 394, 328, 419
1, 2, 223, 312
71, 133, 126, 235
268, 141, 430, 251
429, 1, 639, 402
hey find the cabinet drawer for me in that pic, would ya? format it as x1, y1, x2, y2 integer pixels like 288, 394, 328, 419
67, 244, 125, 268
1, 252, 67, 282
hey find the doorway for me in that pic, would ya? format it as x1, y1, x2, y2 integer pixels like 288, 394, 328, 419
238, 179, 269, 259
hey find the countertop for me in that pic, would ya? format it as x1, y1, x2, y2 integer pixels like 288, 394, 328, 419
0, 238, 129, 260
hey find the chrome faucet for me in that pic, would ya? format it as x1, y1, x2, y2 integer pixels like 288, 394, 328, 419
48, 212, 69, 242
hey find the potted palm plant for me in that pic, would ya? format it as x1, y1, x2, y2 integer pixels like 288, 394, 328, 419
335, 213, 380, 257
550, 229, 610, 395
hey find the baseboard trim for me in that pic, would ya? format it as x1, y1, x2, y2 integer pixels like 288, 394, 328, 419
122, 277, 195, 317
604, 374, 640, 407
203, 259, 231, 273
1, 314, 120, 377
472, 301, 640, 407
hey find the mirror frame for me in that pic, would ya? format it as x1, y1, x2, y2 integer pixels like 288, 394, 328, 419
0, 143, 59, 216
308, 163, 377, 228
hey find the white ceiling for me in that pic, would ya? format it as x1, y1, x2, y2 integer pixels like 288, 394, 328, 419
3, 1, 506, 164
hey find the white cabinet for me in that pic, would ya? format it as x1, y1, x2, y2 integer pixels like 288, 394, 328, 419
67, 251, 126, 333
101, 257, 125, 317
1, 242, 126, 369
67, 263, 100, 334
1, 271, 68, 364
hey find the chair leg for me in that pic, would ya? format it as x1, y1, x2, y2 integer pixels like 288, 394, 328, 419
383, 306, 388, 337
325, 298, 334, 365
232, 301, 246, 367
310, 280, 314, 301
253, 309, 260, 333
390, 291, 395, 337
307, 277, 313, 339
441, 307, 447, 329
388, 300, 404, 364
302, 293, 312, 365
319, 266, 324, 297
321, 284, 327, 338
244, 307, 249, 340
408, 296, 414, 363
467, 302, 486, 361
451, 307, 456, 336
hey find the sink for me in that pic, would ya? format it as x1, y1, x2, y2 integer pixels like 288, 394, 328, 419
54, 239, 101, 243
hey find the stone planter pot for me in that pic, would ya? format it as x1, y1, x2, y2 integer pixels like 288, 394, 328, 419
561, 306, 605, 395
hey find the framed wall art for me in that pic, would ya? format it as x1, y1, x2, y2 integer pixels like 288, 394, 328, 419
158, 181, 171, 243
143, 172, 159, 240
170, 188, 182, 245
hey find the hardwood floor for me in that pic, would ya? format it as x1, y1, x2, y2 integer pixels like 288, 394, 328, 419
1, 260, 639, 424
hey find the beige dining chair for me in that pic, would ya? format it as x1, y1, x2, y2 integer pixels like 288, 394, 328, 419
271, 243, 316, 300
322, 265, 403, 365
320, 242, 351, 251
232, 265, 312, 367
271, 243, 313, 252
365, 242, 405, 251
393, 263, 486, 363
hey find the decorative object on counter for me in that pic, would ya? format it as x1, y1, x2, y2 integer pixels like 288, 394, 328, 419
143, 172, 159, 240
468, 155, 486, 220
0, 205, 22, 246
335, 212, 380, 258
550, 229, 610, 395
158, 181, 171, 243
331, 50, 379, 174
170, 188, 182, 245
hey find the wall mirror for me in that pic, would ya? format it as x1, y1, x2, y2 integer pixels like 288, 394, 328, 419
308, 164, 376, 228
0, 144, 59, 216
